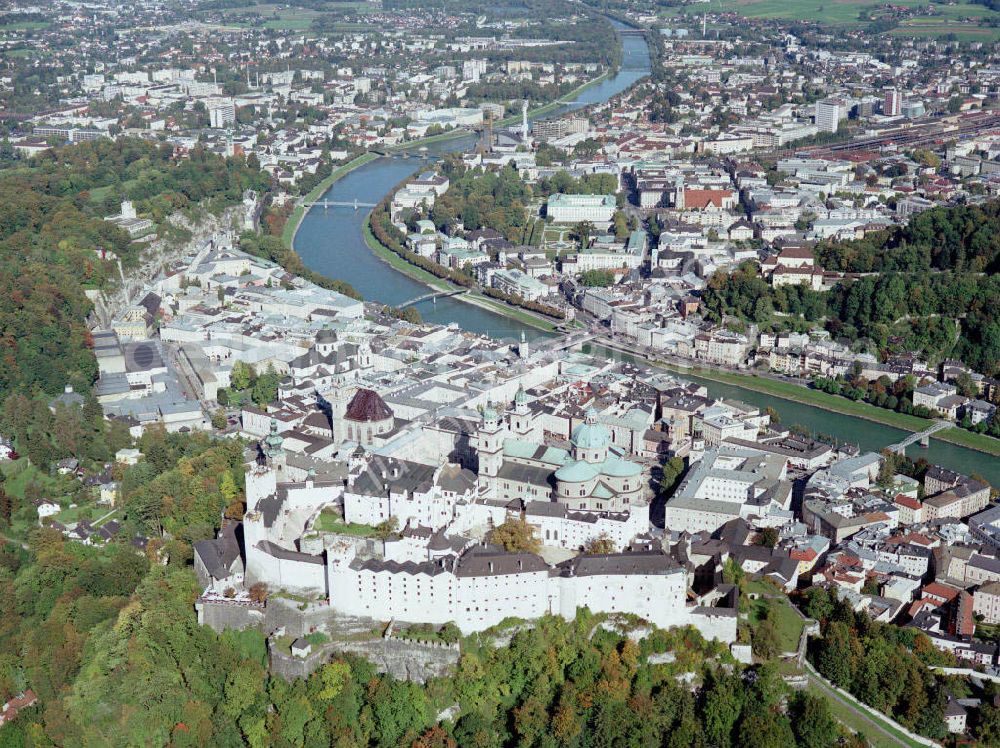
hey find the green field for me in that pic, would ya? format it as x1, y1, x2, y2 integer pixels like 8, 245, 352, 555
746, 580, 804, 654
0, 20, 50, 31
664, 0, 1000, 36
314, 510, 377, 536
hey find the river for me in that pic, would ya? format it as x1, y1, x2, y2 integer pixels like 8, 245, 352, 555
293, 23, 1000, 483
294, 18, 649, 342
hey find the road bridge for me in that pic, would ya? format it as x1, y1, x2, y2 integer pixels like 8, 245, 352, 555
531, 330, 597, 355
887, 421, 953, 454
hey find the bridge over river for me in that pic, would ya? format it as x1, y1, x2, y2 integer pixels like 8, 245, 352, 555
397, 289, 468, 308
886, 421, 953, 454
301, 198, 377, 210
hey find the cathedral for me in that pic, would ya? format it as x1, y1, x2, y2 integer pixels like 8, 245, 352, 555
474, 386, 644, 512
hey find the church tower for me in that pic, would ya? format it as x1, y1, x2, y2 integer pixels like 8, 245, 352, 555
474, 401, 505, 496
509, 384, 534, 441
316, 324, 337, 356
357, 338, 373, 370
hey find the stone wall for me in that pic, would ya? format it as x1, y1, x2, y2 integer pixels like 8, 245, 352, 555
268, 634, 459, 683
328, 637, 459, 683
196, 599, 266, 631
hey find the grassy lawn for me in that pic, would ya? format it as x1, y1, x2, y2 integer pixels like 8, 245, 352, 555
263, 17, 314, 30
362, 218, 452, 291
464, 292, 559, 332
1, 461, 70, 501
87, 184, 115, 204
0, 21, 51, 30
314, 510, 377, 537
669, 0, 999, 32
385, 127, 472, 153
745, 581, 804, 653
662, 367, 1000, 458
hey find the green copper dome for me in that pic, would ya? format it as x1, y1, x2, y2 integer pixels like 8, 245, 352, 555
263, 418, 284, 457
514, 385, 527, 406
571, 409, 610, 450
601, 456, 641, 478
482, 400, 499, 423
555, 460, 599, 483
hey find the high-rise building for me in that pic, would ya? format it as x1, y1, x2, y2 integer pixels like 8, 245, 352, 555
884, 88, 901, 117
814, 98, 844, 133
209, 100, 236, 129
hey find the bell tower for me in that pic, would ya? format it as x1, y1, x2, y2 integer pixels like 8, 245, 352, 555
474, 402, 505, 496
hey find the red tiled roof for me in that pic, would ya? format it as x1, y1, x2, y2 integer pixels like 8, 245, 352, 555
344, 389, 393, 423
894, 494, 922, 511
683, 188, 733, 209
923, 582, 960, 603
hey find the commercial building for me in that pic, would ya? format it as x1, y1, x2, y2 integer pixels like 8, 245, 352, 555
814, 98, 846, 133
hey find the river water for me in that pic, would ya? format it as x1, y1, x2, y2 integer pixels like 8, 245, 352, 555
295, 19, 649, 342
293, 24, 999, 482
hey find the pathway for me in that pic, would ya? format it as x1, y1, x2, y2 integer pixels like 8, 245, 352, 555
803, 661, 925, 748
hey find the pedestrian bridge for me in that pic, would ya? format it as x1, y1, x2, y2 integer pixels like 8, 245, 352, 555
886, 420, 953, 454
302, 198, 377, 210
397, 289, 468, 308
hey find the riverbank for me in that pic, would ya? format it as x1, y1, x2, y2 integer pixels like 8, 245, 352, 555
362, 215, 558, 332
383, 67, 616, 157
593, 340, 1000, 458
282, 152, 380, 248
673, 367, 1000, 458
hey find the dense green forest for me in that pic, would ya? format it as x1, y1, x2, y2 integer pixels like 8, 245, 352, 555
801, 587, 972, 742
0, 431, 964, 748
702, 198, 1000, 375
815, 201, 1000, 274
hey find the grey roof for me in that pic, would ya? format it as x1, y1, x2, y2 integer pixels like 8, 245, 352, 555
454, 547, 548, 577
194, 524, 242, 579
557, 550, 681, 577
255, 540, 324, 565
497, 461, 555, 489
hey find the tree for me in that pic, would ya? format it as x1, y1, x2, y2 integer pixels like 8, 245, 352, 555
955, 370, 979, 398
803, 586, 834, 622
702, 671, 744, 747
752, 614, 781, 660
583, 533, 615, 554
738, 703, 795, 748
754, 528, 779, 548
375, 516, 399, 540
580, 269, 614, 287
489, 517, 541, 554
317, 660, 351, 701
248, 582, 268, 604
230, 361, 252, 391
790, 692, 838, 748
816, 621, 857, 688
612, 210, 628, 240
976, 704, 1000, 745
572, 221, 594, 248
210, 410, 227, 430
